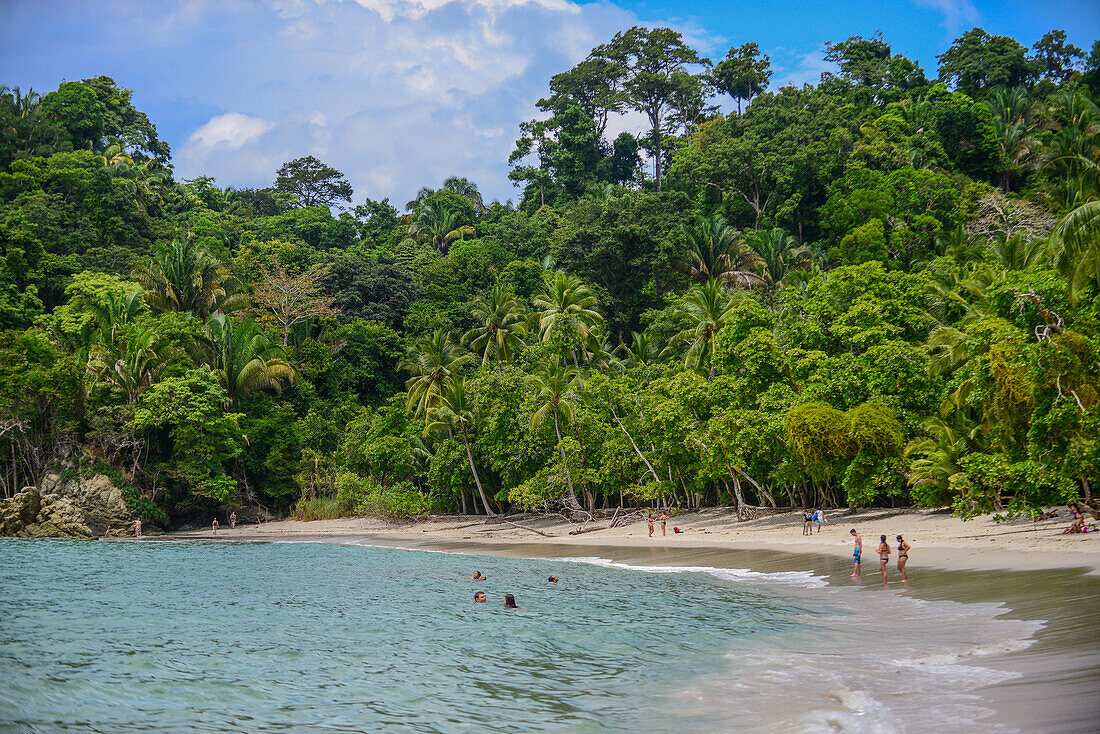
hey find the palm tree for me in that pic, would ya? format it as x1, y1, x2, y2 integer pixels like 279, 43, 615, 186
198, 314, 296, 404
407, 177, 487, 214
132, 238, 244, 319
425, 376, 494, 516
985, 87, 1041, 191
79, 290, 147, 349
986, 232, 1048, 271
671, 279, 743, 377
400, 329, 472, 418
675, 214, 764, 287
403, 202, 475, 255
1049, 199, 1100, 304
622, 331, 660, 366
0, 86, 41, 118
742, 227, 818, 305
533, 271, 603, 368
462, 285, 527, 366
528, 361, 582, 510
87, 325, 176, 405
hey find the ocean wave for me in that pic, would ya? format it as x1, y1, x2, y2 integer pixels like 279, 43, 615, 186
553, 555, 829, 587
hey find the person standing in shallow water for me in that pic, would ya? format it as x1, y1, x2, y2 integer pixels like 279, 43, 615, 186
659, 512, 669, 536
896, 535, 910, 580
646, 516, 654, 537
850, 529, 862, 577
878, 535, 890, 583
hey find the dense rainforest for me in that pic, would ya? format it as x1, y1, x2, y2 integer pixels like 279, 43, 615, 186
1, 27, 1099, 527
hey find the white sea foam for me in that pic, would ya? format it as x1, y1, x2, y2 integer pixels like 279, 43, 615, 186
553, 555, 829, 587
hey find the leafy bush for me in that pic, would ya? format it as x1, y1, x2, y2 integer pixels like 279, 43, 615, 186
292, 496, 354, 520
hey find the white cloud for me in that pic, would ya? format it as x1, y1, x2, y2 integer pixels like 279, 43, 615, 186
774, 47, 837, 88
188, 112, 274, 150
912, 0, 980, 39
172, 0, 638, 204
347, 0, 579, 23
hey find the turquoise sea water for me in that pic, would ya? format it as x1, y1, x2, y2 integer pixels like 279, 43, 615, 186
0, 539, 1042, 733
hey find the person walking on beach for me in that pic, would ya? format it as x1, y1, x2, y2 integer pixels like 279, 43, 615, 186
504, 594, 518, 609
802, 511, 813, 535
850, 529, 862, 577
812, 509, 828, 531
647, 515, 654, 537
212, 517, 219, 534
877, 535, 890, 583
133, 518, 142, 538
896, 535, 910, 580
230, 511, 236, 529
474, 592, 486, 603
659, 512, 669, 536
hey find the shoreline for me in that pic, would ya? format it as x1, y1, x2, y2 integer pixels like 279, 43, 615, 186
162, 508, 1100, 734
166, 506, 1100, 575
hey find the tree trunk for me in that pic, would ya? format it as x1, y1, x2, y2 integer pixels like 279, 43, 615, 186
462, 429, 495, 517
553, 409, 581, 510
611, 407, 661, 484
729, 471, 747, 518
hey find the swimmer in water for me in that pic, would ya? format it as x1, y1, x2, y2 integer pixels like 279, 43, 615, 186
474, 592, 487, 603
466, 571, 486, 581
504, 594, 518, 609
548, 575, 558, 584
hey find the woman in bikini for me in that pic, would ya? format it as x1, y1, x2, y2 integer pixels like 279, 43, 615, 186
877, 534, 890, 583
896, 535, 910, 580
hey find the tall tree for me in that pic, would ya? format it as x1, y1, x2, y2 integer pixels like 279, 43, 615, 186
937, 28, 1034, 96
528, 361, 582, 510
1031, 30, 1084, 85
672, 279, 742, 377
601, 26, 710, 191
675, 214, 763, 286
402, 202, 475, 255
462, 285, 527, 366
400, 329, 472, 418
274, 156, 353, 209
132, 238, 243, 319
198, 314, 296, 404
713, 43, 772, 114
252, 263, 340, 346
534, 271, 603, 367
425, 376, 494, 516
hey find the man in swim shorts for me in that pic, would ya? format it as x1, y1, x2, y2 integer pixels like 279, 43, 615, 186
850, 529, 862, 578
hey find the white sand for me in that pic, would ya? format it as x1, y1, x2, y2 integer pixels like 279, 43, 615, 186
170, 506, 1100, 574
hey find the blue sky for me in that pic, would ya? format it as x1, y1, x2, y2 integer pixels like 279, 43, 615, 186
2, 0, 1097, 206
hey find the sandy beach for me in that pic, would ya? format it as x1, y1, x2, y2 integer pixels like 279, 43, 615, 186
169, 506, 1100, 575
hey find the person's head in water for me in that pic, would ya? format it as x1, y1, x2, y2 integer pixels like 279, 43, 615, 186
504, 594, 517, 609
472, 571, 484, 580
474, 592, 486, 603
548, 575, 558, 584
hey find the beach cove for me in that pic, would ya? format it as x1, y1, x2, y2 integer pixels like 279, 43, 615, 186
1, 507, 1075, 732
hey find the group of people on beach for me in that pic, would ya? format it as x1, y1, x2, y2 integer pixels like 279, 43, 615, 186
646, 513, 686, 537
466, 570, 559, 608
849, 529, 910, 583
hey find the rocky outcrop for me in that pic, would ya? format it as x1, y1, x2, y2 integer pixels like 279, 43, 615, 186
0, 471, 134, 539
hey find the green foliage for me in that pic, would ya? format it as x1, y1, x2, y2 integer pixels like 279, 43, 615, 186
1, 30, 1097, 524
